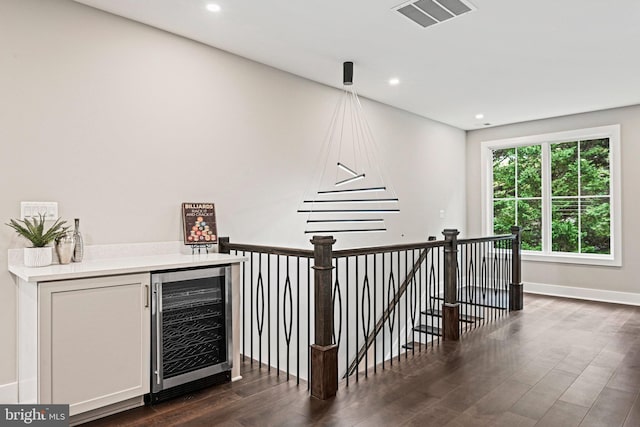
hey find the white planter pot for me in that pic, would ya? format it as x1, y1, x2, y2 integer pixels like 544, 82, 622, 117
24, 247, 53, 267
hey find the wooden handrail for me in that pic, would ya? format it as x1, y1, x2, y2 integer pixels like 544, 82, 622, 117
332, 239, 443, 258
219, 240, 314, 258
220, 237, 456, 259
457, 233, 514, 245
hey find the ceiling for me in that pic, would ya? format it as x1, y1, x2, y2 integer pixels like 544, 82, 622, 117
73, 0, 640, 130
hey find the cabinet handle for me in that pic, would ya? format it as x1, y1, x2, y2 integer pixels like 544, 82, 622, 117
155, 283, 162, 385
145, 285, 150, 308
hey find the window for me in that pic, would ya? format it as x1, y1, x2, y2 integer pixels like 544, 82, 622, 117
482, 125, 621, 266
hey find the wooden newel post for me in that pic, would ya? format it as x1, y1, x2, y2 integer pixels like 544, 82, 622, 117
310, 235, 338, 400
509, 226, 523, 311
442, 229, 460, 341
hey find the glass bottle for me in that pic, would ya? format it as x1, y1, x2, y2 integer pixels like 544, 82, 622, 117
73, 218, 84, 262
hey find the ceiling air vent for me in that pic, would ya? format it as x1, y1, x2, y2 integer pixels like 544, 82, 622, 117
395, 0, 475, 28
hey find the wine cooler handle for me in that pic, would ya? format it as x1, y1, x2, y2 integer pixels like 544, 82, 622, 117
155, 282, 162, 385
145, 284, 149, 308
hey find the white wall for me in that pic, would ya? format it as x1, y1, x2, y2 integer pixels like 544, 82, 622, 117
0, 0, 466, 391
466, 105, 640, 299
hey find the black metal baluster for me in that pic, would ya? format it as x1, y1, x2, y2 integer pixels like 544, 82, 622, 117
477, 243, 482, 326
469, 244, 473, 331
459, 245, 465, 334
277, 256, 280, 376
497, 241, 501, 313
493, 242, 497, 316
249, 252, 258, 366
505, 240, 509, 312
437, 244, 441, 345
428, 248, 435, 348
480, 242, 486, 321
257, 254, 264, 367
469, 243, 476, 326
267, 255, 271, 371
382, 252, 386, 370
296, 256, 300, 385
501, 242, 505, 314
283, 257, 293, 380
387, 252, 396, 366
418, 248, 422, 353
356, 256, 359, 382
346, 256, 350, 386
414, 248, 422, 353
362, 255, 371, 378
502, 240, 506, 313
496, 241, 504, 317
409, 250, 415, 354
249, 252, 254, 366
242, 251, 246, 362
307, 257, 311, 390
505, 240, 510, 312
373, 253, 377, 371
478, 243, 481, 325
496, 242, 503, 317
461, 252, 465, 336
484, 242, 489, 320
332, 261, 343, 346
504, 243, 511, 313
489, 242, 495, 320
477, 243, 484, 318
493, 242, 497, 319
504, 240, 508, 313
397, 251, 401, 363
404, 250, 408, 359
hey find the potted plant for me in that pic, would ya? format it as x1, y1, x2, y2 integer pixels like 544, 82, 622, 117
6, 214, 69, 267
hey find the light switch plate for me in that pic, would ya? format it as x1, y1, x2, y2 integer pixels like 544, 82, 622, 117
20, 201, 59, 220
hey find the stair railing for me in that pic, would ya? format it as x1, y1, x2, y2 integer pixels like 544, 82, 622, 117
219, 226, 522, 400
338, 237, 437, 378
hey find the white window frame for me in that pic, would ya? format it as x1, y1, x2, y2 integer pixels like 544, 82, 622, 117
481, 124, 621, 267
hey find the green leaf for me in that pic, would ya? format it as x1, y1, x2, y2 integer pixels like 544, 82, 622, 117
5, 214, 69, 247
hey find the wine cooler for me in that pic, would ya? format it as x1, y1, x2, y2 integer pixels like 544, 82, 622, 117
148, 265, 232, 403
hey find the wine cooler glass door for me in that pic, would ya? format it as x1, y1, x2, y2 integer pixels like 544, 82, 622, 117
152, 266, 232, 393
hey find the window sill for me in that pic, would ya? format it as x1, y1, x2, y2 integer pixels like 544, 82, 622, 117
522, 251, 621, 267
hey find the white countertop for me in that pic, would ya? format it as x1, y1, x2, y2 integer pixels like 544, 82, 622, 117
9, 252, 246, 282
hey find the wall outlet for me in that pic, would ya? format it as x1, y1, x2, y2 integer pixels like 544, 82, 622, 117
20, 201, 59, 220
439, 209, 445, 219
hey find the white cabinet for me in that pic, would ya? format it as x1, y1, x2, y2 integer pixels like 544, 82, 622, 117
18, 274, 150, 418
10, 250, 246, 423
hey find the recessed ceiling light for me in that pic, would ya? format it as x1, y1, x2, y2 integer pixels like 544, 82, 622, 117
206, 3, 221, 12
475, 113, 484, 120
389, 78, 400, 86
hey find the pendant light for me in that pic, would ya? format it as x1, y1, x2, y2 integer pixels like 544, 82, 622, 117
298, 62, 400, 234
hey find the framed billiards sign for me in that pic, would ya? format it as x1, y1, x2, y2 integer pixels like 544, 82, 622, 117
182, 202, 218, 245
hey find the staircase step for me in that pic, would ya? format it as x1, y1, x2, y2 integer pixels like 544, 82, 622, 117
421, 309, 483, 323
429, 286, 509, 310
421, 308, 444, 317
402, 342, 428, 350
413, 324, 442, 336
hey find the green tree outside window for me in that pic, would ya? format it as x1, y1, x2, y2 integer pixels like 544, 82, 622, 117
492, 139, 610, 255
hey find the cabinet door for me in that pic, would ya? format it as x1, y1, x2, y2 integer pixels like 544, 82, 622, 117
39, 274, 150, 416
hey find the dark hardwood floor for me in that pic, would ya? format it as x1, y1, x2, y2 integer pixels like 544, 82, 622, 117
85, 294, 640, 426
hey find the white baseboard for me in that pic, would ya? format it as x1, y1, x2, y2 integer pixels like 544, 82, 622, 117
0, 382, 18, 404
525, 282, 640, 306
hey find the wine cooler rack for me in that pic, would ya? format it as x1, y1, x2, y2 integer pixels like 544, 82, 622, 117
150, 266, 232, 403
161, 279, 227, 379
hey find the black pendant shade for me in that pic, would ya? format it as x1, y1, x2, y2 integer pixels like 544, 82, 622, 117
343, 61, 353, 86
